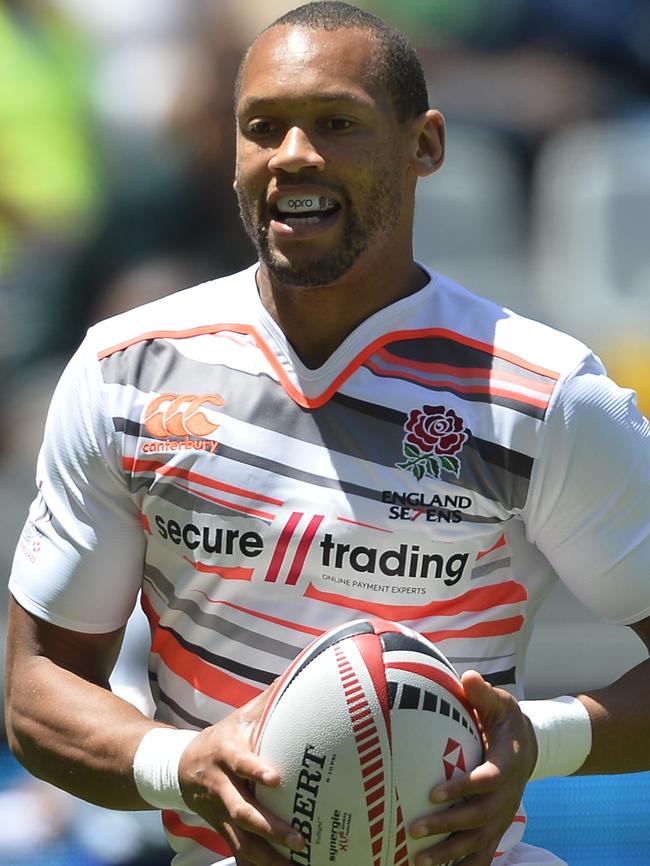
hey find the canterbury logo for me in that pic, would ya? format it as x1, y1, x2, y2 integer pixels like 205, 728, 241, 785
143, 393, 225, 438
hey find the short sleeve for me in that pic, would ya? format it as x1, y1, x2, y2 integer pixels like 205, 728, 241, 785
524, 363, 650, 625
9, 336, 146, 633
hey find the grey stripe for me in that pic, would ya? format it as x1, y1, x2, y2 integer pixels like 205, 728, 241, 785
151, 480, 272, 521
122, 419, 507, 525
370, 355, 535, 391
151, 677, 212, 729
143, 566, 301, 661
471, 557, 513, 579
106, 341, 531, 509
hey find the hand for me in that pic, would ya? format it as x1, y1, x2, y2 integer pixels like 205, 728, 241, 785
408, 670, 538, 866
178, 689, 304, 866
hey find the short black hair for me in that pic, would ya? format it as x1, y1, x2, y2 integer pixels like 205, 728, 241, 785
236, 1, 429, 123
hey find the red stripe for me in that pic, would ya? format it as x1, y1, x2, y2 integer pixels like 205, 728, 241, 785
183, 557, 254, 581
189, 588, 322, 637
364, 771, 385, 792
362, 758, 384, 777
368, 802, 384, 822
375, 349, 556, 394
151, 625, 261, 706
172, 481, 275, 520
372, 837, 383, 856
476, 533, 507, 561
123, 456, 165, 474
359, 735, 381, 754
162, 811, 231, 857
360, 746, 382, 765
366, 358, 551, 409
285, 515, 325, 585
154, 462, 283, 506
304, 580, 527, 620
337, 516, 393, 533
99, 322, 559, 410
423, 615, 525, 643
369, 818, 384, 838
265, 511, 303, 582
367, 786, 384, 806
353, 632, 392, 742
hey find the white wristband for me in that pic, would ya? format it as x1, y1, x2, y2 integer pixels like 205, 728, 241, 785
133, 727, 199, 810
519, 696, 592, 781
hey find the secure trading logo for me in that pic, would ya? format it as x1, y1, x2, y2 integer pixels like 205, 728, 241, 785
141, 393, 224, 454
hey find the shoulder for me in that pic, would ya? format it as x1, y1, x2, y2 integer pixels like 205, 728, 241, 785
431, 271, 597, 384
85, 265, 258, 361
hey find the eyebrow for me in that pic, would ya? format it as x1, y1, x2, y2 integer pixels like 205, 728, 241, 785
237, 91, 374, 115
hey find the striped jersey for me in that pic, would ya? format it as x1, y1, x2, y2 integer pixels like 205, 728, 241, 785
10, 263, 650, 866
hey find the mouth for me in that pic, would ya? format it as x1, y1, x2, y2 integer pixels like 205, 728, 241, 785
268, 191, 342, 237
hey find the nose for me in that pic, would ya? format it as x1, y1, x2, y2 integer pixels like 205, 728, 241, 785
268, 126, 325, 174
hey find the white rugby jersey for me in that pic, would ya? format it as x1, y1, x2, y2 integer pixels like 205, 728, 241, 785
10, 263, 650, 866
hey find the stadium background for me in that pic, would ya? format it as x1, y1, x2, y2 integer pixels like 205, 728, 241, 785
0, 0, 649, 863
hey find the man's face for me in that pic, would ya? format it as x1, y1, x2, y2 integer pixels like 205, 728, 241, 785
234, 25, 414, 287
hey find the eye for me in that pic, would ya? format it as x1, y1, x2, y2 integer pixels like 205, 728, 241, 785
324, 117, 354, 132
245, 118, 276, 137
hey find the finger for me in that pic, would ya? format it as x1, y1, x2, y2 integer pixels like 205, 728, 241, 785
223, 742, 282, 787
461, 670, 505, 722
220, 821, 297, 866
414, 827, 490, 866
429, 759, 502, 804
410, 795, 491, 838
220, 778, 304, 852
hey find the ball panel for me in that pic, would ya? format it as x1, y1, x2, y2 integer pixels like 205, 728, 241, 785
255, 620, 483, 866
378, 629, 458, 674
256, 636, 394, 866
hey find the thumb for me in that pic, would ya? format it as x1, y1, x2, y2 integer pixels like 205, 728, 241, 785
461, 669, 504, 726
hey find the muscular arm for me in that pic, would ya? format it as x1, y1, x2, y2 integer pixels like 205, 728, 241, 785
577, 615, 650, 774
5, 596, 304, 864
407, 615, 650, 866
4, 596, 156, 810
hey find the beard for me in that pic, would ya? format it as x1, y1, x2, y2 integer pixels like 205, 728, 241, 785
236, 171, 403, 288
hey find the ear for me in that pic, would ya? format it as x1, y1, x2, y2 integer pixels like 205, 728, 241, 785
410, 109, 445, 177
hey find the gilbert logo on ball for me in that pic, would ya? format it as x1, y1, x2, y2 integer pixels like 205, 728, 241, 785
255, 618, 483, 866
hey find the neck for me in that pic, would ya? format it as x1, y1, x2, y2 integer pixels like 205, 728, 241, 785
257, 253, 428, 369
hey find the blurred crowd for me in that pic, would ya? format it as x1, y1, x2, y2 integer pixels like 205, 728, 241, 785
0, 0, 649, 863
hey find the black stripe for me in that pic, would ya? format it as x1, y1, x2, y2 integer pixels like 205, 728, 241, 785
285, 621, 375, 686
383, 337, 556, 385
483, 667, 516, 687
379, 631, 456, 674
159, 622, 277, 686
367, 375, 546, 419
332, 395, 534, 480
143, 569, 301, 661
151, 677, 212, 729
398, 684, 421, 709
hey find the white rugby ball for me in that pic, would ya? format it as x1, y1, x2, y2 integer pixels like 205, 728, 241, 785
254, 618, 483, 866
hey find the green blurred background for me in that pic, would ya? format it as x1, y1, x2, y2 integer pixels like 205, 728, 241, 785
1, 1, 649, 863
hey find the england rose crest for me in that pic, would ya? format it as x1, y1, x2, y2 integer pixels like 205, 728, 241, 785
396, 404, 469, 481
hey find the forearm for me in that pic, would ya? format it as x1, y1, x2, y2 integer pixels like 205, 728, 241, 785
5, 650, 162, 809
576, 655, 650, 775
4, 597, 168, 810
